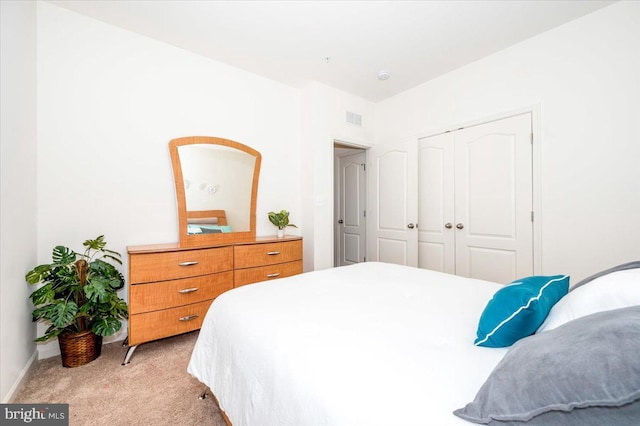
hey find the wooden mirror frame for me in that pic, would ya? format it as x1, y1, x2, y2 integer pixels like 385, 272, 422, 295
169, 136, 261, 247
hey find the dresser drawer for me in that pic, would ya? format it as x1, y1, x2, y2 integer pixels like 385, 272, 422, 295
129, 246, 233, 284
234, 260, 303, 287
234, 240, 302, 269
129, 271, 233, 315
128, 299, 212, 346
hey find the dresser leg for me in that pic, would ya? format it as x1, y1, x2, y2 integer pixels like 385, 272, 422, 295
121, 345, 138, 365
122, 336, 129, 347
199, 386, 210, 400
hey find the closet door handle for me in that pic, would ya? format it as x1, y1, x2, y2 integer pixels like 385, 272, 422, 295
444, 223, 453, 229
179, 314, 199, 322
178, 261, 199, 267
456, 223, 464, 230
178, 287, 199, 294
267, 251, 280, 256
407, 223, 415, 229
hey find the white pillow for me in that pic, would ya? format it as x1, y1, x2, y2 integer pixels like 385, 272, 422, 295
537, 268, 640, 333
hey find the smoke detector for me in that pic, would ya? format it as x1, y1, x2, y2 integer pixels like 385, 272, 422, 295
377, 70, 391, 81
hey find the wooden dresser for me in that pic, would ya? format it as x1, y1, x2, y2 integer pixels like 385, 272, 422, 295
234, 238, 303, 287
123, 236, 302, 364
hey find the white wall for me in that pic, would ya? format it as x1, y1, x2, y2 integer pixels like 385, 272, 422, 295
36, 2, 302, 357
374, 1, 640, 282
0, 0, 38, 402
300, 82, 375, 271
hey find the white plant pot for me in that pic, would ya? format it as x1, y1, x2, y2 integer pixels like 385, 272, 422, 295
277, 229, 285, 238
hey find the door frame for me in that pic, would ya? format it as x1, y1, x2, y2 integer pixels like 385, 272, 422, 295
418, 105, 542, 275
333, 140, 369, 267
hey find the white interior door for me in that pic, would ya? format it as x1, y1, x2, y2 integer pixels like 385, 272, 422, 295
367, 139, 418, 266
454, 113, 533, 283
418, 132, 455, 274
338, 151, 366, 266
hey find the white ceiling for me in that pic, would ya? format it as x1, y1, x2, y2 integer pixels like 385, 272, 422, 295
49, 0, 614, 102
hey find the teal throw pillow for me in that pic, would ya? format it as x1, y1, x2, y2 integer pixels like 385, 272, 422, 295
475, 275, 569, 348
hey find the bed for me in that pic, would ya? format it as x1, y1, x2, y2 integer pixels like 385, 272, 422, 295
188, 261, 640, 426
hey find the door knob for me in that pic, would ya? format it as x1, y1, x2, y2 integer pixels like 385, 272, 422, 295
456, 223, 464, 230
407, 223, 415, 229
444, 223, 453, 229
338, 219, 344, 224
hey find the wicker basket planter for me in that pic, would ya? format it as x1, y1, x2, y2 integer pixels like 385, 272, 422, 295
58, 330, 102, 368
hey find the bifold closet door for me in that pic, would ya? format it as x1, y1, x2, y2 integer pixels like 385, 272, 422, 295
419, 113, 533, 284
418, 132, 455, 274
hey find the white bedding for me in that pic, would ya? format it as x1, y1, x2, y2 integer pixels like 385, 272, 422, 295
188, 262, 509, 426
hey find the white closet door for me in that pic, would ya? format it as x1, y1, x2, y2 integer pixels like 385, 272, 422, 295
454, 113, 533, 283
418, 132, 455, 274
367, 139, 418, 266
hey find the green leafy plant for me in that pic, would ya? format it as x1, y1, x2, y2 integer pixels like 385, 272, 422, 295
26, 235, 128, 342
268, 210, 297, 230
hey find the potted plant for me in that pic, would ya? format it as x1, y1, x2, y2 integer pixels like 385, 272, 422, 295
26, 235, 128, 367
268, 210, 297, 238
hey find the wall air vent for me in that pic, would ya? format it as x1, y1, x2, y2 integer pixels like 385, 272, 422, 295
346, 111, 362, 127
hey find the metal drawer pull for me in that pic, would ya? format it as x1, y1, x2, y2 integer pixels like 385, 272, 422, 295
266, 273, 281, 278
267, 251, 280, 255
179, 314, 199, 322
178, 261, 199, 267
178, 287, 199, 294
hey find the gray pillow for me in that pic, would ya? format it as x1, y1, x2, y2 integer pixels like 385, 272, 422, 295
454, 306, 640, 425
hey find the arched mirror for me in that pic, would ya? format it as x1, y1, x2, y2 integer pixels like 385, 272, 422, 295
169, 136, 261, 247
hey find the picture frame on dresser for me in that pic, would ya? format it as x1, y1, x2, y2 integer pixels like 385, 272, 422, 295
122, 136, 303, 365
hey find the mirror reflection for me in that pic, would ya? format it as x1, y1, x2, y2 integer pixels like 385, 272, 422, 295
179, 144, 256, 234
169, 136, 261, 247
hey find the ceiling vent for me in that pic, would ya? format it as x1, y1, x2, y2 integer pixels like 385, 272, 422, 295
346, 111, 362, 127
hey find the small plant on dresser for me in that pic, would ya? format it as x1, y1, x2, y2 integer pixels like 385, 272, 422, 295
25, 235, 128, 367
268, 210, 297, 238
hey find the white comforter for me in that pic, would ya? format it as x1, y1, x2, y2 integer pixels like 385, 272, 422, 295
188, 262, 508, 426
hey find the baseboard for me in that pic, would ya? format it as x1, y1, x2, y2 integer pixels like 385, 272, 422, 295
2, 350, 38, 403
37, 341, 60, 360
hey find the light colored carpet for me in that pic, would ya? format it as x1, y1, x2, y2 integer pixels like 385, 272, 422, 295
12, 331, 227, 426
